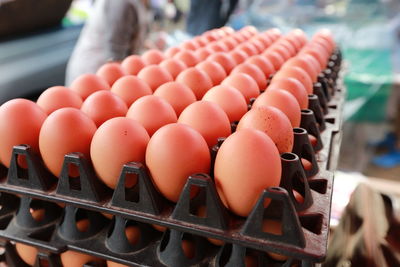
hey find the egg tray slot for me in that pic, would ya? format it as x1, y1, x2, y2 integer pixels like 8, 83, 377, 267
0, 134, 334, 264
0, 189, 324, 267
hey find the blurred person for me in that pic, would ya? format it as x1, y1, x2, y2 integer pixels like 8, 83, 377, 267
65, 0, 150, 85
186, 0, 239, 36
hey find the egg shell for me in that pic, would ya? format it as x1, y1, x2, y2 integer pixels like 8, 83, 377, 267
107, 261, 130, 267
96, 62, 126, 86
206, 42, 228, 52
285, 34, 302, 51
164, 46, 182, 58
192, 36, 209, 47
276, 39, 296, 56
283, 57, 319, 82
300, 53, 322, 74
173, 50, 200, 67
69, 73, 110, 100
220, 37, 238, 50
137, 65, 173, 92
273, 66, 313, 94
127, 95, 177, 136
237, 106, 294, 153
313, 29, 336, 51
36, 86, 83, 114
246, 55, 275, 77
110, 75, 152, 106
180, 40, 199, 50
159, 58, 188, 79
249, 38, 266, 54
182, 239, 196, 259
0, 99, 47, 168
175, 67, 213, 100
268, 77, 309, 109
221, 73, 260, 103
195, 47, 214, 61
252, 89, 301, 127
290, 28, 308, 45
214, 128, 282, 217
231, 33, 246, 43
178, 101, 231, 148
90, 117, 149, 189
153, 81, 196, 116
207, 52, 237, 74
311, 37, 333, 55
267, 44, 291, 61
262, 51, 285, 70
237, 42, 258, 57
81, 90, 128, 127
253, 34, 273, 48
141, 49, 165, 65
202, 85, 247, 122
61, 250, 102, 266
196, 60, 227, 86
231, 62, 267, 91
229, 49, 248, 64
16, 243, 38, 266
299, 47, 327, 70
121, 55, 147, 75
39, 108, 97, 177
220, 26, 235, 35
146, 123, 211, 202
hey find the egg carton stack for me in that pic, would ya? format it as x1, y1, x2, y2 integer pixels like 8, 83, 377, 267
0, 26, 344, 267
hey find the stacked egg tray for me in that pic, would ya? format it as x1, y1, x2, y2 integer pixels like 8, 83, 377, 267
0, 49, 344, 267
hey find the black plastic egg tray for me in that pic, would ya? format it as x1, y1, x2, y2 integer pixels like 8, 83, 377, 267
0, 50, 344, 267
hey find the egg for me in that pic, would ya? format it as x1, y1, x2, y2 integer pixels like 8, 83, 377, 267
248, 39, 266, 54
267, 45, 291, 61
81, 90, 128, 127
159, 58, 188, 79
141, 49, 165, 65
175, 67, 213, 100
254, 34, 273, 48
220, 37, 238, 50
173, 50, 200, 67
192, 36, 208, 47
261, 51, 285, 71
284, 34, 302, 51
90, 117, 149, 189
246, 55, 275, 78
107, 261, 129, 267
180, 40, 199, 50
237, 106, 294, 153
195, 47, 214, 61
283, 57, 319, 82
146, 123, 210, 202
96, 62, 126, 86
301, 53, 322, 74
202, 85, 247, 122
313, 29, 335, 51
0, 99, 47, 168
36, 86, 83, 114
207, 52, 236, 74
126, 95, 177, 136
289, 28, 308, 45
231, 62, 267, 91
69, 74, 110, 100
125, 225, 141, 245
16, 243, 37, 266
231, 33, 246, 43
153, 82, 196, 116
110, 75, 152, 106
39, 108, 96, 177
182, 239, 196, 259
121, 55, 147, 75
262, 220, 288, 261
276, 39, 296, 56
206, 42, 228, 52
268, 77, 309, 109
229, 49, 248, 64
214, 128, 281, 217
273, 66, 313, 94
178, 101, 231, 148
237, 43, 258, 57
252, 89, 301, 127
299, 47, 327, 70
137, 65, 173, 92
221, 73, 259, 103
60, 250, 102, 266
221, 26, 235, 35
164, 46, 182, 58
196, 60, 227, 86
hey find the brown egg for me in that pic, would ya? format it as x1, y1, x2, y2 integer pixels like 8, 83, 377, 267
252, 89, 301, 127
196, 60, 227, 86
283, 57, 319, 82
267, 45, 291, 61
231, 62, 267, 91
110, 75, 152, 106
16, 243, 37, 266
60, 250, 102, 266
159, 58, 188, 79
206, 42, 228, 53
229, 49, 248, 64
81, 90, 128, 127
262, 51, 285, 70
182, 239, 195, 259
248, 39, 266, 54
180, 40, 199, 50
237, 42, 258, 57
107, 261, 129, 267
164, 46, 182, 58
246, 55, 275, 77
221, 73, 260, 103
195, 47, 214, 61
175, 67, 213, 99
202, 85, 247, 122
268, 77, 309, 109
253, 34, 273, 48
96, 62, 126, 86
237, 106, 294, 153
141, 49, 165, 65
137, 65, 173, 92
121, 55, 147, 75
37, 86, 83, 114
207, 52, 237, 74
70, 73, 110, 100
153, 82, 196, 116
214, 128, 281, 217
173, 50, 200, 67
146, 123, 210, 202
178, 101, 231, 148
220, 37, 238, 50
126, 95, 177, 136
277, 39, 296, 56
273, 66, 313, 94
90, 117, 150, 188
0, 99, 47, 168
